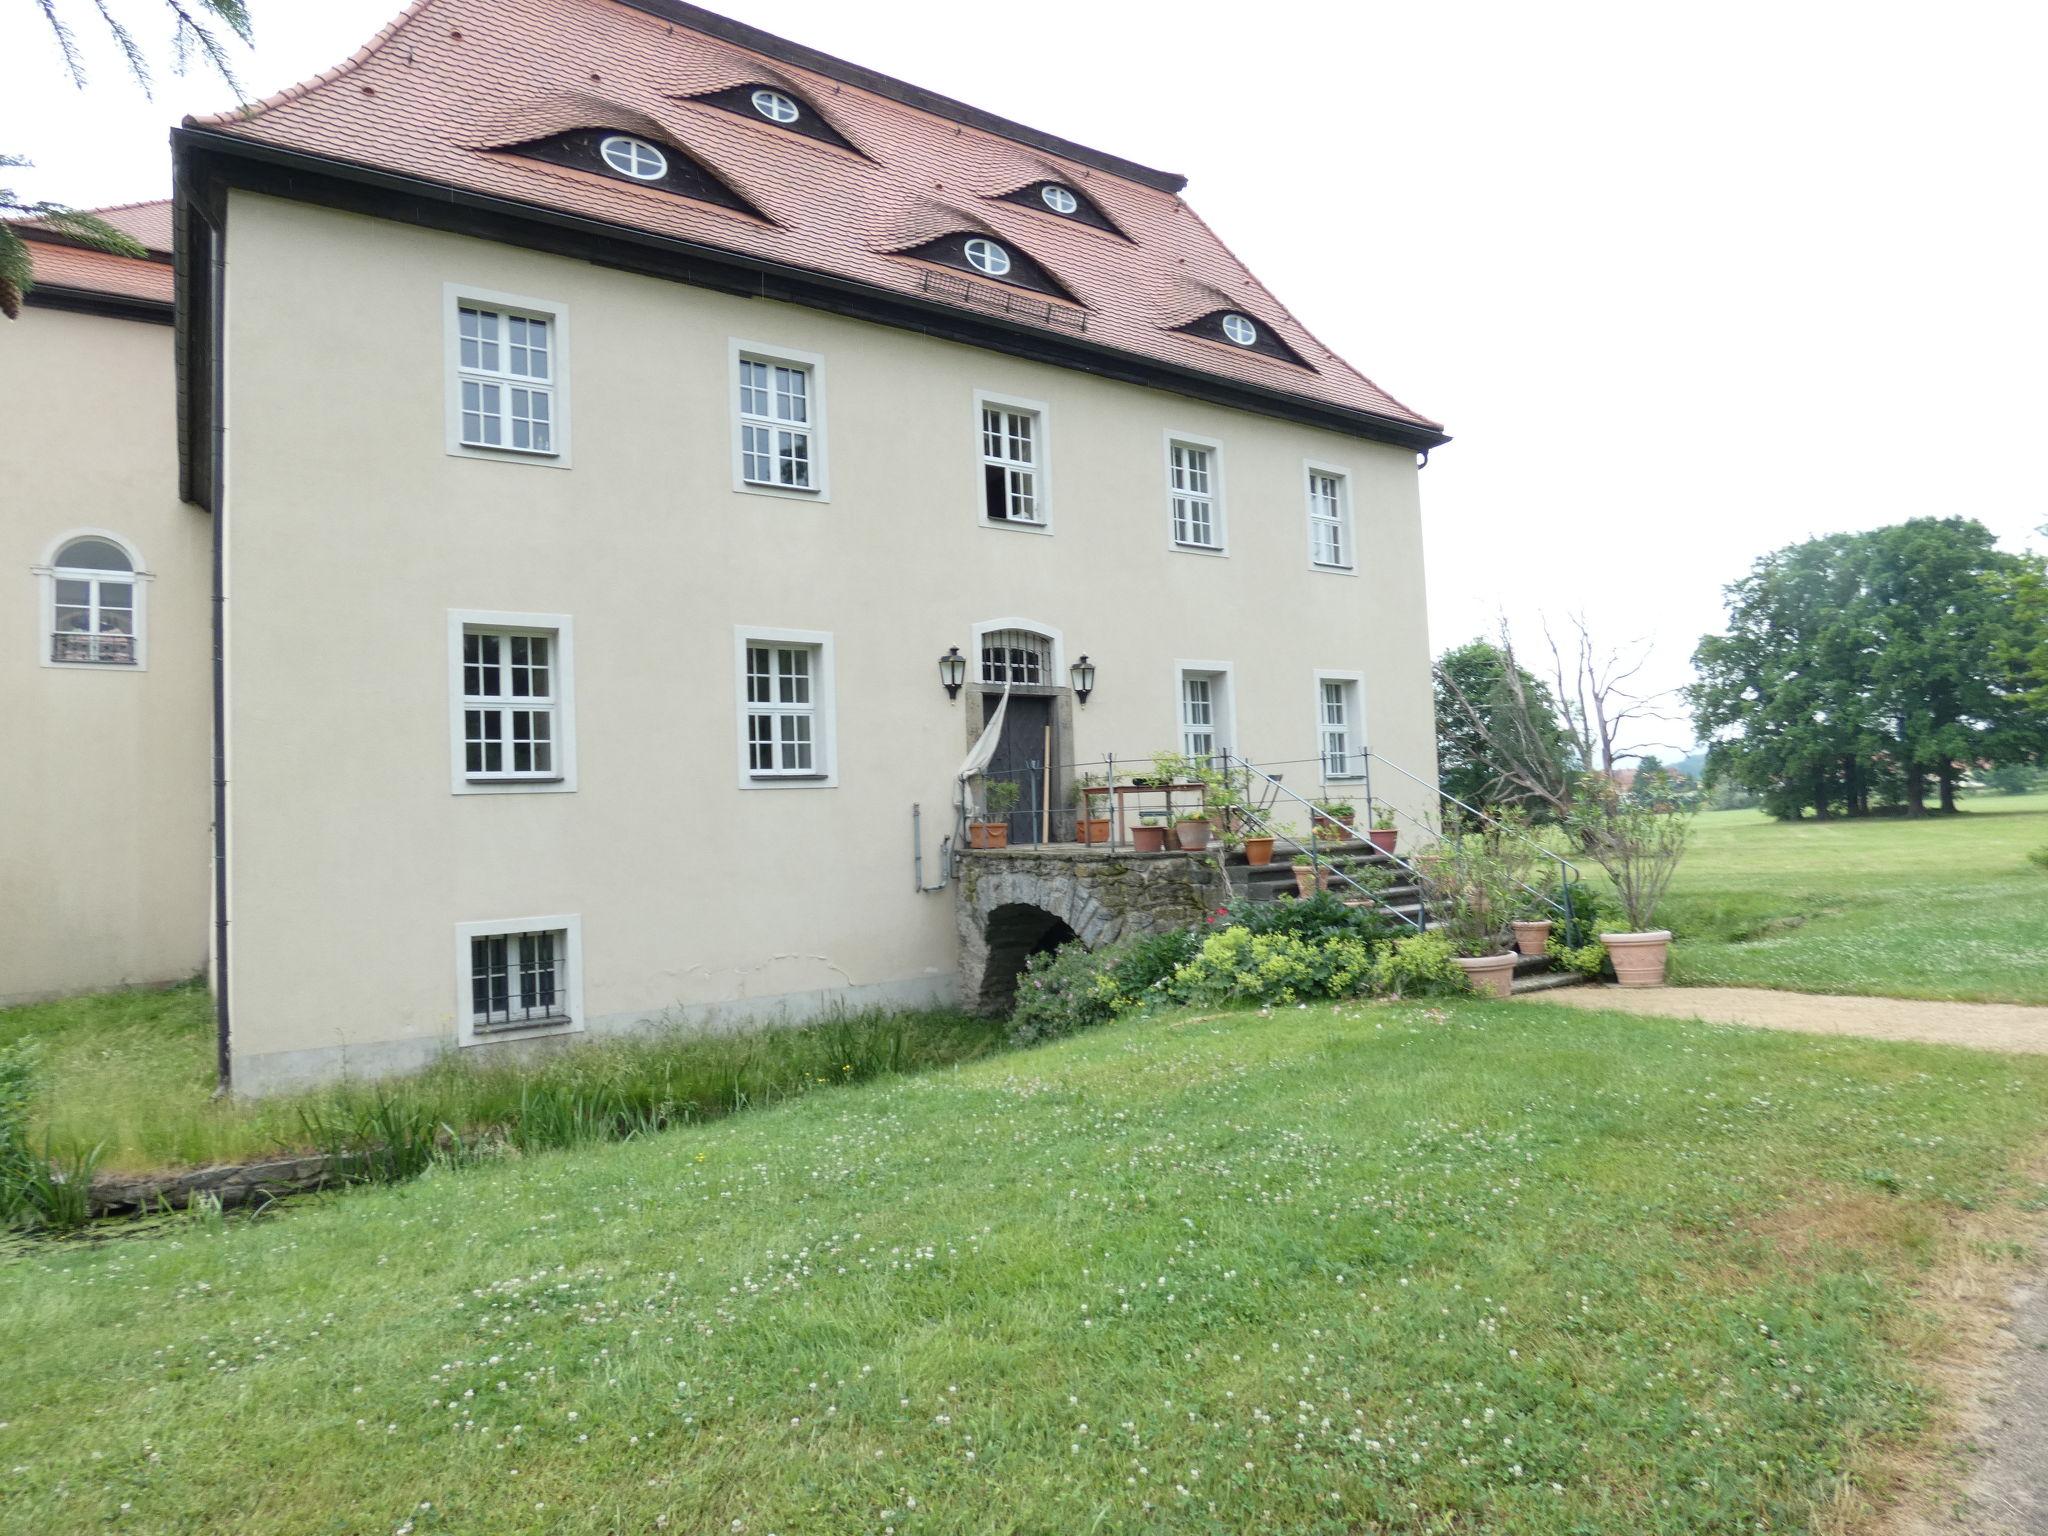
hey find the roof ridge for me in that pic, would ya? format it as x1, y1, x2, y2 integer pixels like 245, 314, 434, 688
185, 0, 436, 129
1171, 195, 1441, 431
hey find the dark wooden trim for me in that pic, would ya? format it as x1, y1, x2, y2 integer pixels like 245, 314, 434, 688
22, 284, 173, 325
612, 0, 1187, 194
171, 128, 1449, 458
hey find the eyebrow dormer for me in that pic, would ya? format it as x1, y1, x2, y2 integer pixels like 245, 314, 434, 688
895, 232, 1077, 303
1170, 308, 1314, 369
506, 128, 768, 219
682, 82, 861, 153
991, 179, 1128, 239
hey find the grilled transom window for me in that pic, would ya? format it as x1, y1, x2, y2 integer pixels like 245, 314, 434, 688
981, 406, 1040, 524
1170, 442, 1218, 548
980, 629, 1050, 686
470, 929, 568, 1032
457, 304, 554, 453
463, 628, 558, 779
746, 644, 818, 775
48, 536, 137, 665
738, 358, 813, 489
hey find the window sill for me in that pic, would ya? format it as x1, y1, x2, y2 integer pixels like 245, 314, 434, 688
466, 775, 565, 785
472, 1013, 573, 1036
1173, 541, 1229, 557
749, 772, 830, 782
982, 516, 1052, 535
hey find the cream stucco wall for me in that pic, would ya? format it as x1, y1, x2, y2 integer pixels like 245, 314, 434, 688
0, 303, 212, 1004
220, 192, 1440, 1091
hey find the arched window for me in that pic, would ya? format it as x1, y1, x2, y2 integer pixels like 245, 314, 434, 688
979, 628, 1053, 686
41, 534, 145, 668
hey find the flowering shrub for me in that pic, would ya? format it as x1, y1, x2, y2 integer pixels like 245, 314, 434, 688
1372, 933, 1467, 997
1170, 927, 1377, 1007
1009, 928, 1203, 1046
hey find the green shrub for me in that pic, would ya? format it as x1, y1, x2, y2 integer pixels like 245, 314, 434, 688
1010, 943, 1124, 1045
1548, 935, 1612, 978
1373, 933, 1467, 997
0, 1041, 103, 1233
1170, 927, 1376, 1007
1224, 890, 1398, 945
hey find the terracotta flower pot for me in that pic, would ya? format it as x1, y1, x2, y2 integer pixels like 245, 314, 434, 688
1292, 864, 1330, 897
1132, 824, 1169, 853
1367, 828, 1398, 855
1510, 920, 1553, 958
1175, 819, 1212, 851
1453, 952, 1519, 998
1601, 930, 1671, 987
1078, 815, 1112, 845
1241, 836, 1276, 867
967, 821, 1009, 850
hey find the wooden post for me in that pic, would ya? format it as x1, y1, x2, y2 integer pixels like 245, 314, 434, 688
1042, 724, 1053, 842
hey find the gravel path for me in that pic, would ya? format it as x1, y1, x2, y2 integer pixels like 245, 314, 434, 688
1522, 984, 2048, 1055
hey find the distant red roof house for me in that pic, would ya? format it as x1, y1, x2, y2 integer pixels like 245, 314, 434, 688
8, 200, 174, 319
171, 0, 1443, 463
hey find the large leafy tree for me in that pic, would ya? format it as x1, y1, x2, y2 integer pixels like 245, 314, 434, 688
3, 0, 250, 317
1692, 519, 2045, 819
1433, 637, 1572, 815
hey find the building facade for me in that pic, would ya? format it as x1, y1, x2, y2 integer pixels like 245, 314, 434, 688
7, 0, 1448, 1091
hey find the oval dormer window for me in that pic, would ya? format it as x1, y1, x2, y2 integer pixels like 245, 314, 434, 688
599, 135, 668, 181
751, 89, 801, 124
1040, 184, 1079, 215
963, 238, 1011, 277
1220, 312, 1259, 346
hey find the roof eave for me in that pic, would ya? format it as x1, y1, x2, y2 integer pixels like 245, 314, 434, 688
21, 282, 175, 325
171, 127, 1450, 458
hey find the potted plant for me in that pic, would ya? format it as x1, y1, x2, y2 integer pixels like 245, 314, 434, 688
1239, 825, 1277, 866
1175, 809, 1212, 851
1289, 847, 1330, 897
1412, 833, 1523, 997
1510, 915, 1553, 958
969, 780, 1021, 850
1070, 773, 1111, 845
1569, 775, 1696, 987
1131, 817, 1170, 853
1313, 800, 1356, 837
1366, 810, 1399, 855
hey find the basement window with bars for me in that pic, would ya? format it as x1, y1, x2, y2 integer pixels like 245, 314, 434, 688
463, 627, 559, 780
457, 303, 555, 453
468, 928, 569, 1035
980, 403, 1042, 525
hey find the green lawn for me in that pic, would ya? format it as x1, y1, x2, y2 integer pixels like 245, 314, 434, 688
4, 998, 2045, 1534
1656, 791, 2048, 1004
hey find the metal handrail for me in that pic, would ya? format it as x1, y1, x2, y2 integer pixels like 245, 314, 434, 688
1220, 754, 1425, 931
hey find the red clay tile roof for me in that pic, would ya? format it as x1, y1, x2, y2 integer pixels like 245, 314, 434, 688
12, 200, 175, 306
185, 0, 1440, 436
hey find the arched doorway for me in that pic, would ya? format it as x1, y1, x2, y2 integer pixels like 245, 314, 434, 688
977, 902, 1078, 1013
971, 620, 1068, 845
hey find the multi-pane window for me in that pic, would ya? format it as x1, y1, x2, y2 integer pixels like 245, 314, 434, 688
1170, 441, 1219, 548
981, 406, 1040, 524
980, 629, 1050, 685
1182, 675, 1218, 763
746, 644, 818, 775
47, 536, 138, 665
1320, 678, 1362, 779
739, 359, 813, 489
463, 628, 558, 779
457, 304, 554, 453
469, 929, 568, 1032
1309, 469, 1351, 568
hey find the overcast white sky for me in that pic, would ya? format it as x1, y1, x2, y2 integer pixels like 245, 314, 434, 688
7, 0, 2045, 754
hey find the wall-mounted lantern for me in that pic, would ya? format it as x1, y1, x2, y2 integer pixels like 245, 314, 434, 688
1070, 653, 1096, 705
938, 646, 967, 700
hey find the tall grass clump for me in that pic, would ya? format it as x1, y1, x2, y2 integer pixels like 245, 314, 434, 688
1, 1040, 101, 1232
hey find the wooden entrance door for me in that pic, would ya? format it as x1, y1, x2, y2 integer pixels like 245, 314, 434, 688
984, 693, 1054, 844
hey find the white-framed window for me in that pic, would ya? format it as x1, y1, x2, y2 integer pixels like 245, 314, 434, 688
730, 341, 828, 500
443, 285, 571, 467
1221, 312, 1259, 346
1306, 460, 1355, 571
752, 88, 801, 123
1165, 432, 1226, 553
35, 531, 149, 669
1315, 671, 1366, 781
975, 391, 1049, 530
963, 238, 1011, 276
600, 134, 668, 180
981, 627, 1053, 686
1177, 662, 1235, 767
454, 914, 583, 1047
447, 610, 577, 795
734, 626, 837, 788
1040, 184, 1079, 214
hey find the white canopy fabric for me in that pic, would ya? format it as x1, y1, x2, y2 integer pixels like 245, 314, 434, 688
955, 677, 1011, 807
